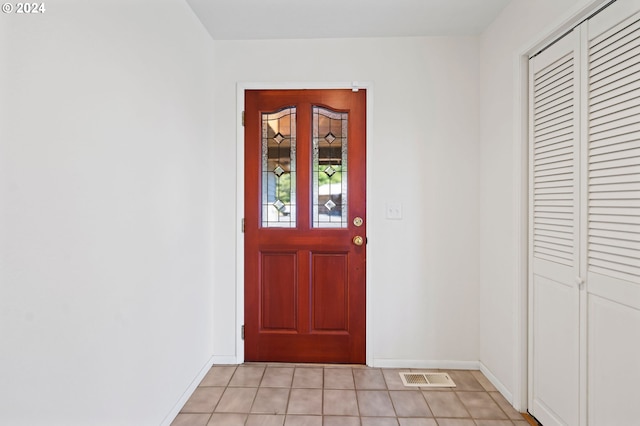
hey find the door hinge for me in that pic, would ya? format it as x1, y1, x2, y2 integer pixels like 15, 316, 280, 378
242, 218, 245, 233
241, 325, 245, 340
242, 111, 245, 126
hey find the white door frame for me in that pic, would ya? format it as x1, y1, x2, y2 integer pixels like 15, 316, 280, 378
514, 0, 611, 413
235, 82, 375, 366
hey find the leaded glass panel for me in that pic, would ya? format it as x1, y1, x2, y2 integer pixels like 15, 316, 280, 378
262, 107, 296, 228
313, 106, 348, 228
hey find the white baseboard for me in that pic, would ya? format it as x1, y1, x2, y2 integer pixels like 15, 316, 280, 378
372, 359, 481, 370
160, 355, 215, 426
479, 362, 513, 403
212, 355, 241, 365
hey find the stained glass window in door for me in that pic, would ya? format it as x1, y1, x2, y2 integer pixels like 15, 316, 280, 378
262, 107, 296, 228
313, 106, 348, 228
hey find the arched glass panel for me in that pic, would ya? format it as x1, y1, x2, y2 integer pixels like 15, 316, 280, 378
313, 106, 348, 228
262, 107, 296, 228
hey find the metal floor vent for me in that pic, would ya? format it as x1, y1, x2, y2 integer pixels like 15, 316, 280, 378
399, 372, 456, 388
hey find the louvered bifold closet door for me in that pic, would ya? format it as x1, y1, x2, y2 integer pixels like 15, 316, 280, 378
586, 2, 640, 424
528, 29, 580, 426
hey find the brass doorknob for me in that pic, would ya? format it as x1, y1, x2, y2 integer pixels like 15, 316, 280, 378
353, 236, 364, 246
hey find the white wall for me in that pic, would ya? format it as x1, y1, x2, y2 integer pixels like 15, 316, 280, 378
212, 37, 481, 366
0, 1, 215, 425
478, 0, 599, 406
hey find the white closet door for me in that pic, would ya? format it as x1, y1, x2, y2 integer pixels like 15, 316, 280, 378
586, 2, 640, 424
529, 29, 581, 426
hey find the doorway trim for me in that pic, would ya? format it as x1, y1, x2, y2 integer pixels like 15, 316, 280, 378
513, 0, 611, 413
235, 82, 375, 366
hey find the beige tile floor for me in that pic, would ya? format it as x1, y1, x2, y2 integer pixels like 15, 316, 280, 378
172, 364, 531, 426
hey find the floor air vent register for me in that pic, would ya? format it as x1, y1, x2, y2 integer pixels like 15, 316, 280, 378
399, 372, 456, 388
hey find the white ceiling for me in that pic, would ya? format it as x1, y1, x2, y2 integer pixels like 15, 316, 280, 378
186, 0, 513, 40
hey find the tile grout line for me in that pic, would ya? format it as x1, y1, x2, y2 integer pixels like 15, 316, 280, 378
283, 365, 294, 423
352, 367, 362, 421
389, 388, 401, 424
212, 365, 235, 423
385, 378, 399, 422
320, 366, 324, 420
226, 365, 239, 414
452, 388, 473, 420
381, 369, 400, 423
487, 389, 519, 421
420, 386, 437, 422
245, 365, 268, 424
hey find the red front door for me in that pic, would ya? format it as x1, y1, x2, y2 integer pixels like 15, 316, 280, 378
244, 89, 366, 363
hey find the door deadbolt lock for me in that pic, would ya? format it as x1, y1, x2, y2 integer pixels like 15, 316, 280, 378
353, 217, 364, 227
353, 235, 364, 246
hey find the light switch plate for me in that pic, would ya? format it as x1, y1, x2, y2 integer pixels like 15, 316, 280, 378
386, 202, 402, 220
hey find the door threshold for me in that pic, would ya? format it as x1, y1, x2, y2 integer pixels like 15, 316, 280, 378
243, 361, 368, 368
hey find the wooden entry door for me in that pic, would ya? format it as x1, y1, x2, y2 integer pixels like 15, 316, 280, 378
244, 89, 366, 363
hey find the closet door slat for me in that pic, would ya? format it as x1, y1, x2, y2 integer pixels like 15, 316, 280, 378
531, 38, 580, 275
588, 11, 640, 282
